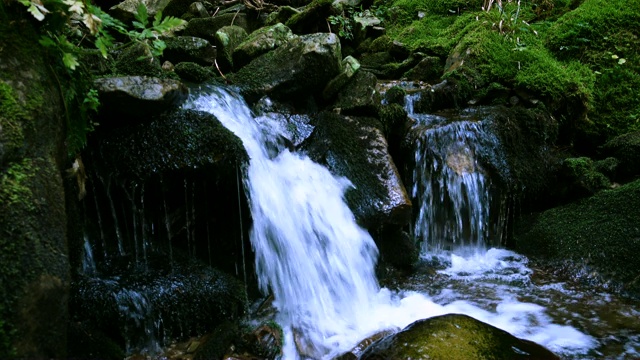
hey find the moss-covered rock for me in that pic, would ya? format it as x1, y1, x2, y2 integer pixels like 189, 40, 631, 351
559, 157, 611, 199
214, 25, 249, 71
162, 36, 217, 66
181, 13, 251, 43
233, 23, 296, 69
546, 0, 640, 143
284, 0, 337, 34
0, 5, 70, 358
330, 70, 381, 115
360, 314, 560, 360
601, 130, 640, 180
174, 61, 217, 83
515, 179, 640, 297
115, 42, 167, 78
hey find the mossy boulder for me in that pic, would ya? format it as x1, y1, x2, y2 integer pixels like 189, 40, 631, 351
330, 70, 380, 115
284, 0, 337, 34
162, 36, 217, 66
214, 25, 249, 71
233, 23, 296, 69
109, 0, 172, 24
515, 179, 640, 297
230, 32, 342, 103
601, 130, 640, 180
559, 157, 611, 199
114, 42, 166, 78
360, 314, 560, 360
0, 6, 70, 357
174, 61, 217, 82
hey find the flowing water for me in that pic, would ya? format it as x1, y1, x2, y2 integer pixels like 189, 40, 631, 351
180, 86, 640, 359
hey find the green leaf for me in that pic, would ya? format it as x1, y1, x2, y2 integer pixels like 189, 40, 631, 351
95, 36, 110, 58
153, 10, 163, 27
134, 3, 149, 28
62, 52, 80, 70
39, 35, 57, 48
154, 16, 186, 34
132, 21, 146, 30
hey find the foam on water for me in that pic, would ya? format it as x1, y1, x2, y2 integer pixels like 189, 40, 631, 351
186, 86, 597, 359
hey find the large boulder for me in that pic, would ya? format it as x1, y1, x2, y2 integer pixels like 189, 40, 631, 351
93, 76, 189, 119
233, 23, 297, 69
0, 9, 69, 358
360, 314, 560, 360
181, 13, 252, 43
214, 25, 249, 71
301, 112, 415, 267
92, 108, 247, 180
230, 32, 342, 103
515, 179, 640, 297
109, 0, 172, 24
601, 130, 640, 181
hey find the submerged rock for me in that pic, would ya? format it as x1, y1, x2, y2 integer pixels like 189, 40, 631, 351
359, 314, 560, 360
94, 76, 189, 117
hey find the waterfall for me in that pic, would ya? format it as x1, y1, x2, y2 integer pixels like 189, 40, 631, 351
185, 86, 380, 358
406, 95, 508, 254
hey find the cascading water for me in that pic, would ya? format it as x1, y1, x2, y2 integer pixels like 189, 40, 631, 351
184, 85, 602, 359
185, 86, 380, 358
408, 94, 508, 253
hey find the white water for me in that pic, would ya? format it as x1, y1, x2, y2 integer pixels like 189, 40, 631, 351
185, 87, 597, 359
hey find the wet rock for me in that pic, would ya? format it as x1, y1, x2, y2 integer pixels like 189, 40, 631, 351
70, 256, 247, 352
302, 112, 412, 229
233, 23, 296, 69
93, 76, 189, 118
162, 36, 217, 66
360, 314, 560, 360
188, 1, 210, 18
560, 157, 611, 199
231, 32, 342, 103
192, 322, 242, 360
330, 70, 380, 115
215, 25, 249, 71
181, 13, 251, 43
242, 321, 284, 359
336, 328, 398, 359
601, 130, 640, 181
67, 322, 125, 360
93, 108, 248, 180
109, 0, 172, 24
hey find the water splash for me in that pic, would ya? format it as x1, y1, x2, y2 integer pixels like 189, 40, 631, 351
185, 86, 380, 358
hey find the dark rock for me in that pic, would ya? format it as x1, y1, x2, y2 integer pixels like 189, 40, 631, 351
174, 61, 217, 83
323, 55, 360, 100
230, 32, 342, 103
162, 36, 217, 66
93, 76, 189, 118
360, 314, 560, 360
601, 130, 640, 181
336, 328, 398, 359
331, 70, 380, 115
70, 256, 247, 351
188, 1, 210, 18
93, 108, 248, 180
67, 322, 125, 360
214, 25, 249, 71
233, 23, 296, 69
560, 157, 611, 199
181, 13, 251, 43
193, 322, 242, 360
242, 321, 284, 359
301, 112, 412, 229
383, 86, 406, 106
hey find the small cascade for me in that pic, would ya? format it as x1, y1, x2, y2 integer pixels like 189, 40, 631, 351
406, 94, 508, 253
81, 234, 97, 276
115, 288, 161, 355
185, 86, 380, 358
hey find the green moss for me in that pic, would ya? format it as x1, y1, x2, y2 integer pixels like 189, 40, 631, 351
546, 0, 640, 139
515, 179, 640, 295
0, 82, 28, 162
361, 314, 559, 359
563, 156, 610, 192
